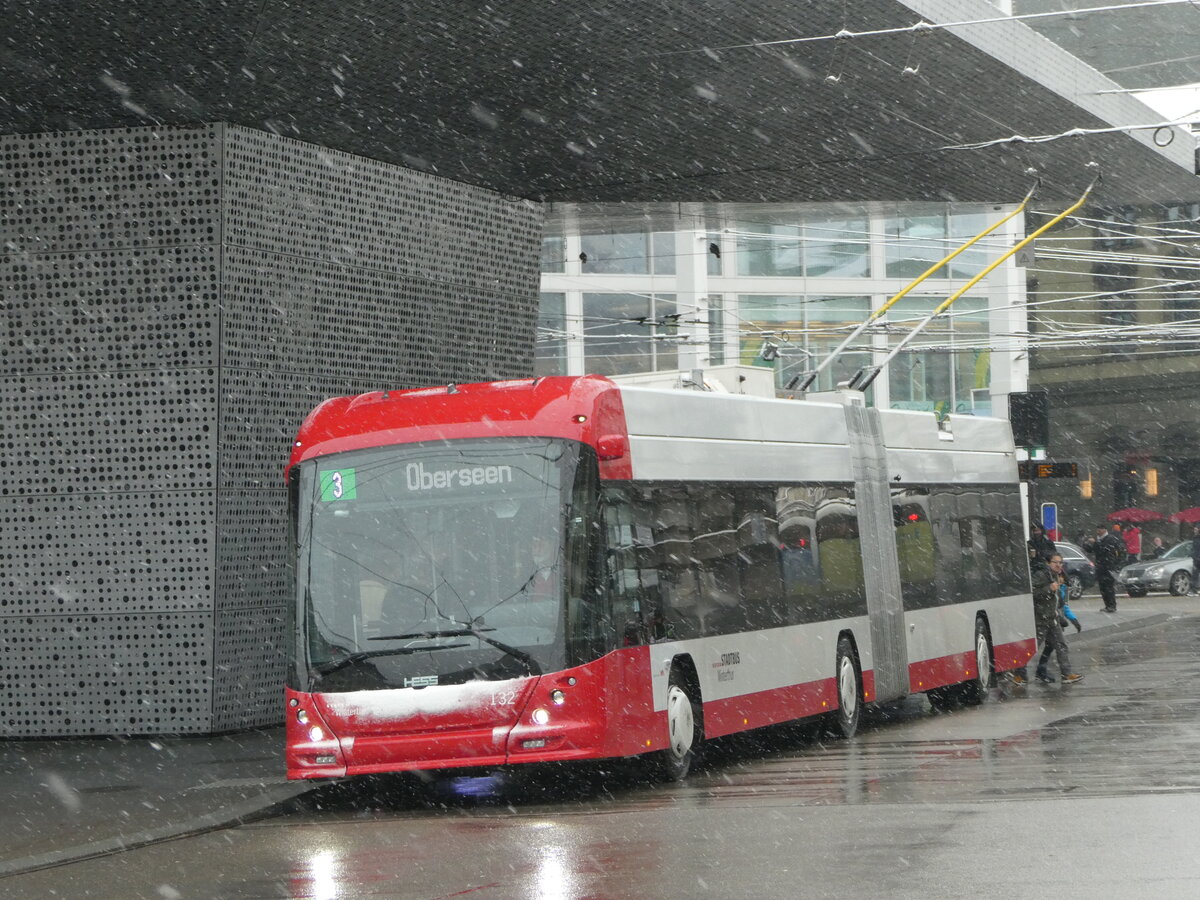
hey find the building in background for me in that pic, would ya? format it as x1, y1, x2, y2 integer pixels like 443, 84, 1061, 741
1024, 202, 1200, 544
538, 202, 1030, 416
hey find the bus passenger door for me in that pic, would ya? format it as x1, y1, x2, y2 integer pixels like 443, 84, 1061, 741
844, 403, 909, 703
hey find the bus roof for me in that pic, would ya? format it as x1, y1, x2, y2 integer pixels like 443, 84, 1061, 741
287, 376, 1018, 486
287, 375, 632, 479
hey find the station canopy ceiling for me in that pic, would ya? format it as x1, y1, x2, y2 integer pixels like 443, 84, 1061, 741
4, 0, 1200, 207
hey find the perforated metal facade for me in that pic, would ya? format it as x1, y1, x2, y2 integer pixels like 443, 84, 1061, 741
0, 124, 543, 736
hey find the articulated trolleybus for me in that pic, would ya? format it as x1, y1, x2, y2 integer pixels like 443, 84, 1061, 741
285, 375, 1035, 781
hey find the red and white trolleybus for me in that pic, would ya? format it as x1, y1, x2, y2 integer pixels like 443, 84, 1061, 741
285, 375, 1036, 780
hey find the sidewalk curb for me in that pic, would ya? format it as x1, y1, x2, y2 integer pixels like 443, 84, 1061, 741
1064, 612, 1175, 644
0, 783, 313, 879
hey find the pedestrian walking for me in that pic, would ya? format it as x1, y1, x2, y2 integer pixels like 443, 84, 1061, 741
1013, 553, 1083, 686
1122, 525, 1142, 562
1088, 523, 1125, 613
1028, 522, 1057, 563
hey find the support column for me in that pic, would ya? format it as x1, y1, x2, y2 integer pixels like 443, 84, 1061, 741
674, 214, 711, 372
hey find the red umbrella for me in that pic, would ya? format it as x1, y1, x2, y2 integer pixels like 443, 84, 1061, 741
1169, 507, 1200, 524
1106, 507, 1164, 523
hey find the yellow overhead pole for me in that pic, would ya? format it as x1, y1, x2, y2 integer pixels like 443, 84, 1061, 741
851, 175, 1098, 391
791, 180, 1039, 392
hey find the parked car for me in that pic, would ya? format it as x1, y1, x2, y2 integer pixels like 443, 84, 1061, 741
1054, 541, 1097, 600
1117, 540, 1194, 596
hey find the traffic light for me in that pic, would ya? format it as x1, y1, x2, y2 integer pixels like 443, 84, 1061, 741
1008, 391, 1049, 448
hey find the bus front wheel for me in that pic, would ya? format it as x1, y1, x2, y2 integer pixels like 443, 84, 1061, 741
653, 670, 701, 781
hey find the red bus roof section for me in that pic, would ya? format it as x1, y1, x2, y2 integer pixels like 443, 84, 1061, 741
287, 375, 632, 479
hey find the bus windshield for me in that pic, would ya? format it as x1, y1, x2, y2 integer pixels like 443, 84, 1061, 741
293, 438, 582, 692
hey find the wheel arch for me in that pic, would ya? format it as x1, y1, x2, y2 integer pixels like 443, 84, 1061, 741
974, 609, 993, 639
836, 628, 862, 668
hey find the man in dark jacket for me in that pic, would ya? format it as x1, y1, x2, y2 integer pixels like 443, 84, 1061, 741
1028, 523, 1057, 562
1089, 523, 1126, 612
1014, 553, 1083, 685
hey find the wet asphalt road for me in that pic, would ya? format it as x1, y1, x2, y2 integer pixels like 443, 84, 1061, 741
6, 615, 1200, 899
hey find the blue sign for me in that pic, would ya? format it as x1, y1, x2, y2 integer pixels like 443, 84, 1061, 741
1041, 502, 1058, 539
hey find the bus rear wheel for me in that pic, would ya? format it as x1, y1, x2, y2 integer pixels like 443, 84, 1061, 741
929, 618, 992, 711
829, 636, 862, 739
653, 670, 701, 781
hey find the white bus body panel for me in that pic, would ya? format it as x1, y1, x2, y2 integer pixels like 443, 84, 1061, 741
646, 616, 873, 713
616, 386, 1027, 707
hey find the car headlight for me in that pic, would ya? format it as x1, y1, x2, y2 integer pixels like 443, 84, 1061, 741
1146, 565, 1167, 577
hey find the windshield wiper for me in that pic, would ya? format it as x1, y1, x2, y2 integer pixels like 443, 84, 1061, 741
371, 627, 542, 675
310, 643, 470, 682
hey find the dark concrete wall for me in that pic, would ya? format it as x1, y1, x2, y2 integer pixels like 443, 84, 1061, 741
0, 124, 542, 736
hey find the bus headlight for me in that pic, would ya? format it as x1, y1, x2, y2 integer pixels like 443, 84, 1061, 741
550, 690, 566, 706
308, 725, 326, 742
530, 708, 551, 726
296, 709, 309, 724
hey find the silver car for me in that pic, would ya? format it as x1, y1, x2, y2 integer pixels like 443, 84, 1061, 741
1117, 540, 1195, 596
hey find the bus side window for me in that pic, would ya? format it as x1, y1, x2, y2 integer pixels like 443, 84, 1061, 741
893, 493, 937, 606
601, 489, 650, 645
734, 488, 785, 629
565, 453, 614, 662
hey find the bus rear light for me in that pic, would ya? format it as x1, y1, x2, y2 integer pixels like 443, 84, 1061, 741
550, 690, 566, 706
530, 707, 551, 725
596, 434, 628, 460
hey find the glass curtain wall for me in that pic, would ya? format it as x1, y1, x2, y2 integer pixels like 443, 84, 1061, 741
738, 295, 871, 393
887, 296, 989, 414
537, 205, 1008, 412
581, 292, 678, 376
580, 231, 677, 275
735, 216, 869, 278
535, 292, 567, 377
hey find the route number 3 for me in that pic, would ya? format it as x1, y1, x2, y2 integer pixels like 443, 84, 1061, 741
319, 468, 357, 502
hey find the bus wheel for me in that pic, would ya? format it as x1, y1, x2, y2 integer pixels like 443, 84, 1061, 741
830, 636, 862, 739
959, 618, 993, 706
654, 671, 700, 781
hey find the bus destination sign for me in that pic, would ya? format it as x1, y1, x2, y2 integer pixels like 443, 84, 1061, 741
1017, 461, 1079, 480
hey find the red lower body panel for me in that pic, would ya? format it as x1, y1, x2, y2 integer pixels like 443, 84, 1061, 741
909, 637, 1037, 693
703, 677, 838, 739
286, 635, 1037, 779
